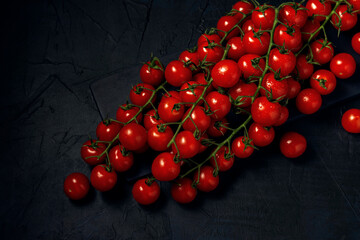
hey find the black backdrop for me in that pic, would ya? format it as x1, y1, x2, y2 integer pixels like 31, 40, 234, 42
1, 0, 360, 239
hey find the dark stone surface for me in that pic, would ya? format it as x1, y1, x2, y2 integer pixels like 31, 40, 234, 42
1, 0, 360, 239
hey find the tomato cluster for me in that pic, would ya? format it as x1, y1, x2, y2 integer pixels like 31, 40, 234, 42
64, 0, 360, 205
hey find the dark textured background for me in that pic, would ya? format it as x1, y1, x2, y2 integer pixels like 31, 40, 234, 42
1, 0, 360, 239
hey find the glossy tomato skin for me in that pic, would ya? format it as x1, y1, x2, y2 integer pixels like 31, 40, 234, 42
179, 50, 200, 71
310, 39, 334, 65
158, 95, 185, 123
310, 70, 337, 95
238, 54, 265, 79
301, 19, 321, 41
212, 60, 241, 88
251, 96, 281, 126
260, 73, 289, 101
109, 145, 134, 172
81, 140, 106, 165
129, 83, 155, 107
251, 5, 275, 30
280, 132, 307, 158
248, 123, 275, 147
269, 48, 296, 77
286, 78, 301, 99
193, 73, 213, 94
279, 3, 308, 28
229, 81, 258, 107
198, 133, 209, 153
274, 25, 302, 52
64, 173, 90, 200
243, 31, 270, 56
197, 33, 221, 46
341, 109, 360, 133
90, 165, 117, 192
210, 146, 234, 172
231, 136, 254, 158
194, 166, 219, 192
143, 109, 164, 130
306, 0, 331, 22
207, 118, 228, 137
296, 88, 322, 114
227, 37, 246, 61
242, 20, 258, 34
295, 54, 314, 80
349, 0, 360, 13
172, 131, 200, 159
197, 42, 224, 64
148, 125, 173, 151
180, 81, 204, 106
171, 178, 197, 204
273, 106, 289, 126
119, 123, 147, 151
330, 53, 356, 79
116, 104, 143, 125
205, 91, 231, 120
217, 16, 240, 41
232, 1, 254, 20
132, 178, 160, 205
332, 5, 358, 31
96, 120, 122, 142
165, 60, 192, 87
352, 33, 360, 54
140, 61, 164, 86
152, 152, 180, 181
182, 106, 211, 133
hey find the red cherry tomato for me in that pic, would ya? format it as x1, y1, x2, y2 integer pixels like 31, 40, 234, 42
251, 96, 281, 126
330, 53, 356, 79
194, 166, 219, 192
274, 25, 302, 52
231, 136, 254, 158
241, 20, 258, 34
183, 106, 211, 133
132, 178, 160, 205
273, 106, 289, 126
197, 33, 221, 46
295, 54, 314, 80
248, 123, 275, 147
81, 140, 106, 165
197, 41, 224, 64
207, 118, 228, 137
109, 145, 133, 172
199, 133, 210, 153
279, 3, 308, 28
171, 178, 197, 204
269, 48, 296, 77
227, 37, 246, 61
143, 109, 164, 130
151, 152, 180, 181
158, 95, 185, 123
286, 78, 301, 99
332, 5, 358, 31
165, 60, 192, 87
140, 60, 164, 86
179, 50, 200, 72
119, 123, 147, 151
193, 72, 213, 94
251, 5, 275, 30
296, 88, 322, 114
129, 83, 155, 107
96, 120, 122, 142
352, 32, 360, 54
238, 54, 265, 79
280, 132, 307, 158
301, 19, 321, 41
210, 146, 234, 172
349, 0, 360, 13
341, 109, 360, 133
310, 70, 337, 95
212, 59, 241, 88
116, 104, 143, 125
260, 73, 289, 101
232, 1, 254, 20
172, 131, 200, 159
148, 125, 173, 152
64, 173, 90, 200
306, 0, 331, 22
243, 31, 270, 56
90, 165, 117, 192
216, 15, 240, 41
180, 81, 204, 106
229, 81, 257, 108
310, 39, 334, 65
205, 91, 231, 120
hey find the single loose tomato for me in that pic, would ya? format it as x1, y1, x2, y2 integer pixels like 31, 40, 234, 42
232, 1, 254, 20
212, 59, 241, 88
158, 95, 185, 123
210, 146, 234, 172
81, 140, 106, 166
205, 91, 231, 120
243, 31, 270, 56
152, 152, 180, 181
330, 53, 356, 79
229, 81, 258, 107
207, 118, 228, 137
341, 109, 360, 133
132, 178, 160, 205
260, 73, 289, 101
332, 5, 358, 31
248, 123, 275, 147
286, 78, 301, 99
129, 83, 155, 107
306, 0, 331, 22
172, 131, 200, 159
143, 109, 164, 130
269, 48, 296, 77
140, 59, 164, 86
296, 88, 322, 114
148, 125, 173, 151
274, 25, 302, 52
90, 165, 117, 192
165, 60, 192, 87
171, 178, 197, 204
116, 104, 143, 125
109, 145, 133, 172
238, 54, 265, 79
180, 81, 204, 106
295, 54, 314, 80
301, 19, 321, 41
280, 132, 307, 158
310, 70, 337, 95
96, 120, 122, 142
251, 5, 275, 30
231, 136, 254, 158
217, 15, 241, 41
352, 32, 360, 54
64, 173, 90, 200
251, 96, 281, 126
273, 106, 289, 126
227, 37, 246, 61
310, 39, 334, 65
119, 123, 147, 151
279, 3, 308, 28
194, 166, 219, 192
183, 106, 211, 133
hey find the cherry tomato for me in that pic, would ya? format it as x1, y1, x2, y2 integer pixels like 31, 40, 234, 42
171, 178, 197, 204
301, 19, 321, 41
352, 32, 360, 54
251, 96, 281, 126
280, 132, 307, 158
286, 78, 301, 99
212, 59, 241, 88
199, 133, 209, 153
260, 73, 289, 101
205, 91, 231, 120
210, 146, 234, 172
194, 166, 219, 192
116, 104, 143, 125
197, 33, 221, 46
216, 15, 241, 41
143, 109, 164, 130
251, 5, 275, 30
232, 1, 254, 20
295, 54, 314, 80
129, 83, 155, 107
310, 70, 337, 95
243, 31, 270, 56
148, 125, 173, 151
151, 152, 180, 181
81, 140, 106, 165
197, 41, 224, 64
238, 54, 265, 79
332, 5, 358, 31
310, 39, 334, 65
296, 88, 322, 114
274, 25, 302, 52
330, 53, 356, 79
269, 48, 296, 77
183, 106, 211, 133
165, 60, 192, 87
279, 3, 308, 28
306, 0, 331, 22
108, 145, 133, 172
140, 60, 164, 86
231, 136, 254, 158
273, 106, 289, 126
241, 19, 258, 34
248, 123, 275, 147
119, 123, 147, 151
193, 72, 213, 94
349, 0, 360, 13
132, 178, 160, 205
64, 173, 90, 200
179, 49, 200, 72
207, 118, 228, 137
341, 109, 360, 133
179, 81, 204, 106
229, 81, 257, 107
227, 37, 246, 61
96, 120, 122, 142
158, 95, 185, 123
90, 165, 117, 192
172, 131, 200, 159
